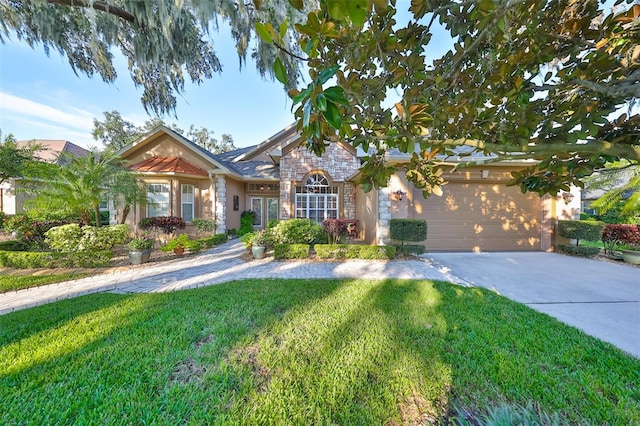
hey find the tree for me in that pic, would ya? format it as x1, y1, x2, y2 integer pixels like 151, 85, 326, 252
186, 125, 237, 154
25, 150, 139, 226
1, 0, 309, 115
260, 0, 640, 197
92, 110, 236, 153
0, 132, 40, 185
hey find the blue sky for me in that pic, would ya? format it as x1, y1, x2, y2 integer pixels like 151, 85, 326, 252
0, 23, 297, 149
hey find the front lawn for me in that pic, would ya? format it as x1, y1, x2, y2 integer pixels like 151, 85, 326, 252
0, 272, 90, 293
1, 279, 638, 424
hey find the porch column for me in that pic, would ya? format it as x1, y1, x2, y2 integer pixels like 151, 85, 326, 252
215, 175, 227, 233
377, 187, 391, 245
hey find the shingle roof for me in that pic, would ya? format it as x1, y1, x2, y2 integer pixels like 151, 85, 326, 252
16, 140, 89, 164
212, 146, 280, 180
130, 157, 209, 177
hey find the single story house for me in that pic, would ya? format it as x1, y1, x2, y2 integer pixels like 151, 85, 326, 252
118, 125, 578, 251
0, 140, 89, 215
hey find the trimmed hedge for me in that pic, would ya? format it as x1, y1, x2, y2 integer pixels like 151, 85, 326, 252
558, 245, 600, 257
0, 240, 29, 252
274, 244, 310, 259
314, 244, 396, 260
396, 244, 425, 256
198, 234, 229, 248
0, 250, 113, 268
558, 220, 605, 244
390, 219, 427, 243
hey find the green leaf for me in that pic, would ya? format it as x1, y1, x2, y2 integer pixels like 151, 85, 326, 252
347, 0, 368, 26
279, 18, 288, 39
316, 65, 340, 85
274, 58, 287, 84
303, 99, 312, 128
316, 93, 328, 112
287, 0, 303, 10
327, 0, 347, 21
323, 86, 349, 106
322, 102, 342, 129
292, 85, 312, 105
255, 23, 273, 43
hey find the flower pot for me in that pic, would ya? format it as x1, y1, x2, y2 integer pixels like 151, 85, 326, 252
621, 249, 640, 265
173, 247, 185, 257
129, 249, 151, 265
251, 245, 266, 259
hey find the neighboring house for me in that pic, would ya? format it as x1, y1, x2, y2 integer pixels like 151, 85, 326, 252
581, 168, 637, 215
0, 140, 90, 215
119, 125, 576, 251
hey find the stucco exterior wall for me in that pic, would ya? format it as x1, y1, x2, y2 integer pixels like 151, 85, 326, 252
124, 134, 215, 172
355, 184, 378, 243
225, 178, 245, 231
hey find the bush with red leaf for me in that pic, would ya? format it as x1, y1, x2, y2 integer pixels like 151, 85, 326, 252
139, 216, 186, 235
322, 219, 348, 245
602, 224, 640, 255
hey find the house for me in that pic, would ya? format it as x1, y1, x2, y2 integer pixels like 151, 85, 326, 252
0, 140, 89, 215
118, 125, 577, 251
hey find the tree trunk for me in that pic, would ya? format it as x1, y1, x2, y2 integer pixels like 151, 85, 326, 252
94, 204, 102, 227
120, 204, 131, 224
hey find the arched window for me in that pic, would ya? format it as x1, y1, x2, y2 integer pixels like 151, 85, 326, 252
294, 173, 338, 222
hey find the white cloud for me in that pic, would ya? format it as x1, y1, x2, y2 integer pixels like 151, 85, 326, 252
1, 91, 95, 131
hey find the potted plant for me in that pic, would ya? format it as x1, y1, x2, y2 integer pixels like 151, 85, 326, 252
127, 234, 154, 265
160, 233, 204, 256
160, 233, 191, 257
620, 244, 640, 265
249, 229, 272, 259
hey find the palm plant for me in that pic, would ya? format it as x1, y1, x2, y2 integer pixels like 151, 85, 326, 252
25, 150, 142, 226
587, 161, 640, 220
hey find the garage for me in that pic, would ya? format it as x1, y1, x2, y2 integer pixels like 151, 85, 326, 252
409, 177, 543, 252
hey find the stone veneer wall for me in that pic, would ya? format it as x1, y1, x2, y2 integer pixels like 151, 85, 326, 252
279, 144, 360, 220
215, 175, 226, 233
377, 187, 391, 245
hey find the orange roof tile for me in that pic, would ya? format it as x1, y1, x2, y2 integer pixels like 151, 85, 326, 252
130, 157, 209, 177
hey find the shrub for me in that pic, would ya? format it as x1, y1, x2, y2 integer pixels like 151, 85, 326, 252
45, 224, 129, 252
192, 218, 216, 237
5, 215, 71, 249
395, 244, 425, 256
198, 234, 228, 248
314, 244, 396, 259
602, 224, 640, 255
390, 219, 427, 244
267, 219, 280, 229
139, 216, 186, 235
322, 219, 348, 244
271, 219, 324, 245
250, 229, 274, 248
127, 235, 155, 250
0, 250, 112, 268
0, 211, 6, 229
0, 240, 29, 251
558, 220, 605, 245
274, 244, 310, 259
238, 211, 255, 236
558, 245, 600, 257
160, 233, 202, 252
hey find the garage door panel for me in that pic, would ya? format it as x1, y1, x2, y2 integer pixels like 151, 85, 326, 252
412, 182, 541, 251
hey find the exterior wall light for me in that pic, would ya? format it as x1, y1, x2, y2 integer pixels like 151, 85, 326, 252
394, 189, 407, 201
561, 191, 574, 204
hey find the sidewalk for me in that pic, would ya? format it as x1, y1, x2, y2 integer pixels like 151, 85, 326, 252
0, 241, 463, 315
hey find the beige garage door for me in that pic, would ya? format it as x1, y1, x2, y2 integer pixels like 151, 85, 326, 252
412, 182, 542, 251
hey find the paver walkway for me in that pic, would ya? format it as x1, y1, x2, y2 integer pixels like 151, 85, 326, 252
0, 240, 463, 315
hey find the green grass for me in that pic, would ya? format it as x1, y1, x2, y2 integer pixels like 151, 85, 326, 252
0, 273, 90, 293
1, 279, 638, 425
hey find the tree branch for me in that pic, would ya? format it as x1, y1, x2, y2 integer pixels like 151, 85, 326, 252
46, 0, 135, 23
273, 40, 308, 62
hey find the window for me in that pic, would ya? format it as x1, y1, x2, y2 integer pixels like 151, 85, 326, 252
294, 173, 338, 222
181, 184, 194, 223
251, 197, 263, 227
267, 198, 278, 223
147, 183, 170, 217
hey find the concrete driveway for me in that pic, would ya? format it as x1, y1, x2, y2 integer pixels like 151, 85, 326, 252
423, 252, 640, 358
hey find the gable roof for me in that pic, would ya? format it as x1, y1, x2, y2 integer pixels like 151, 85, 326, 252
130, 156, 209, 177
117, 126, 230, 173
16, 140, 89, 164
233, 123, 300, 163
